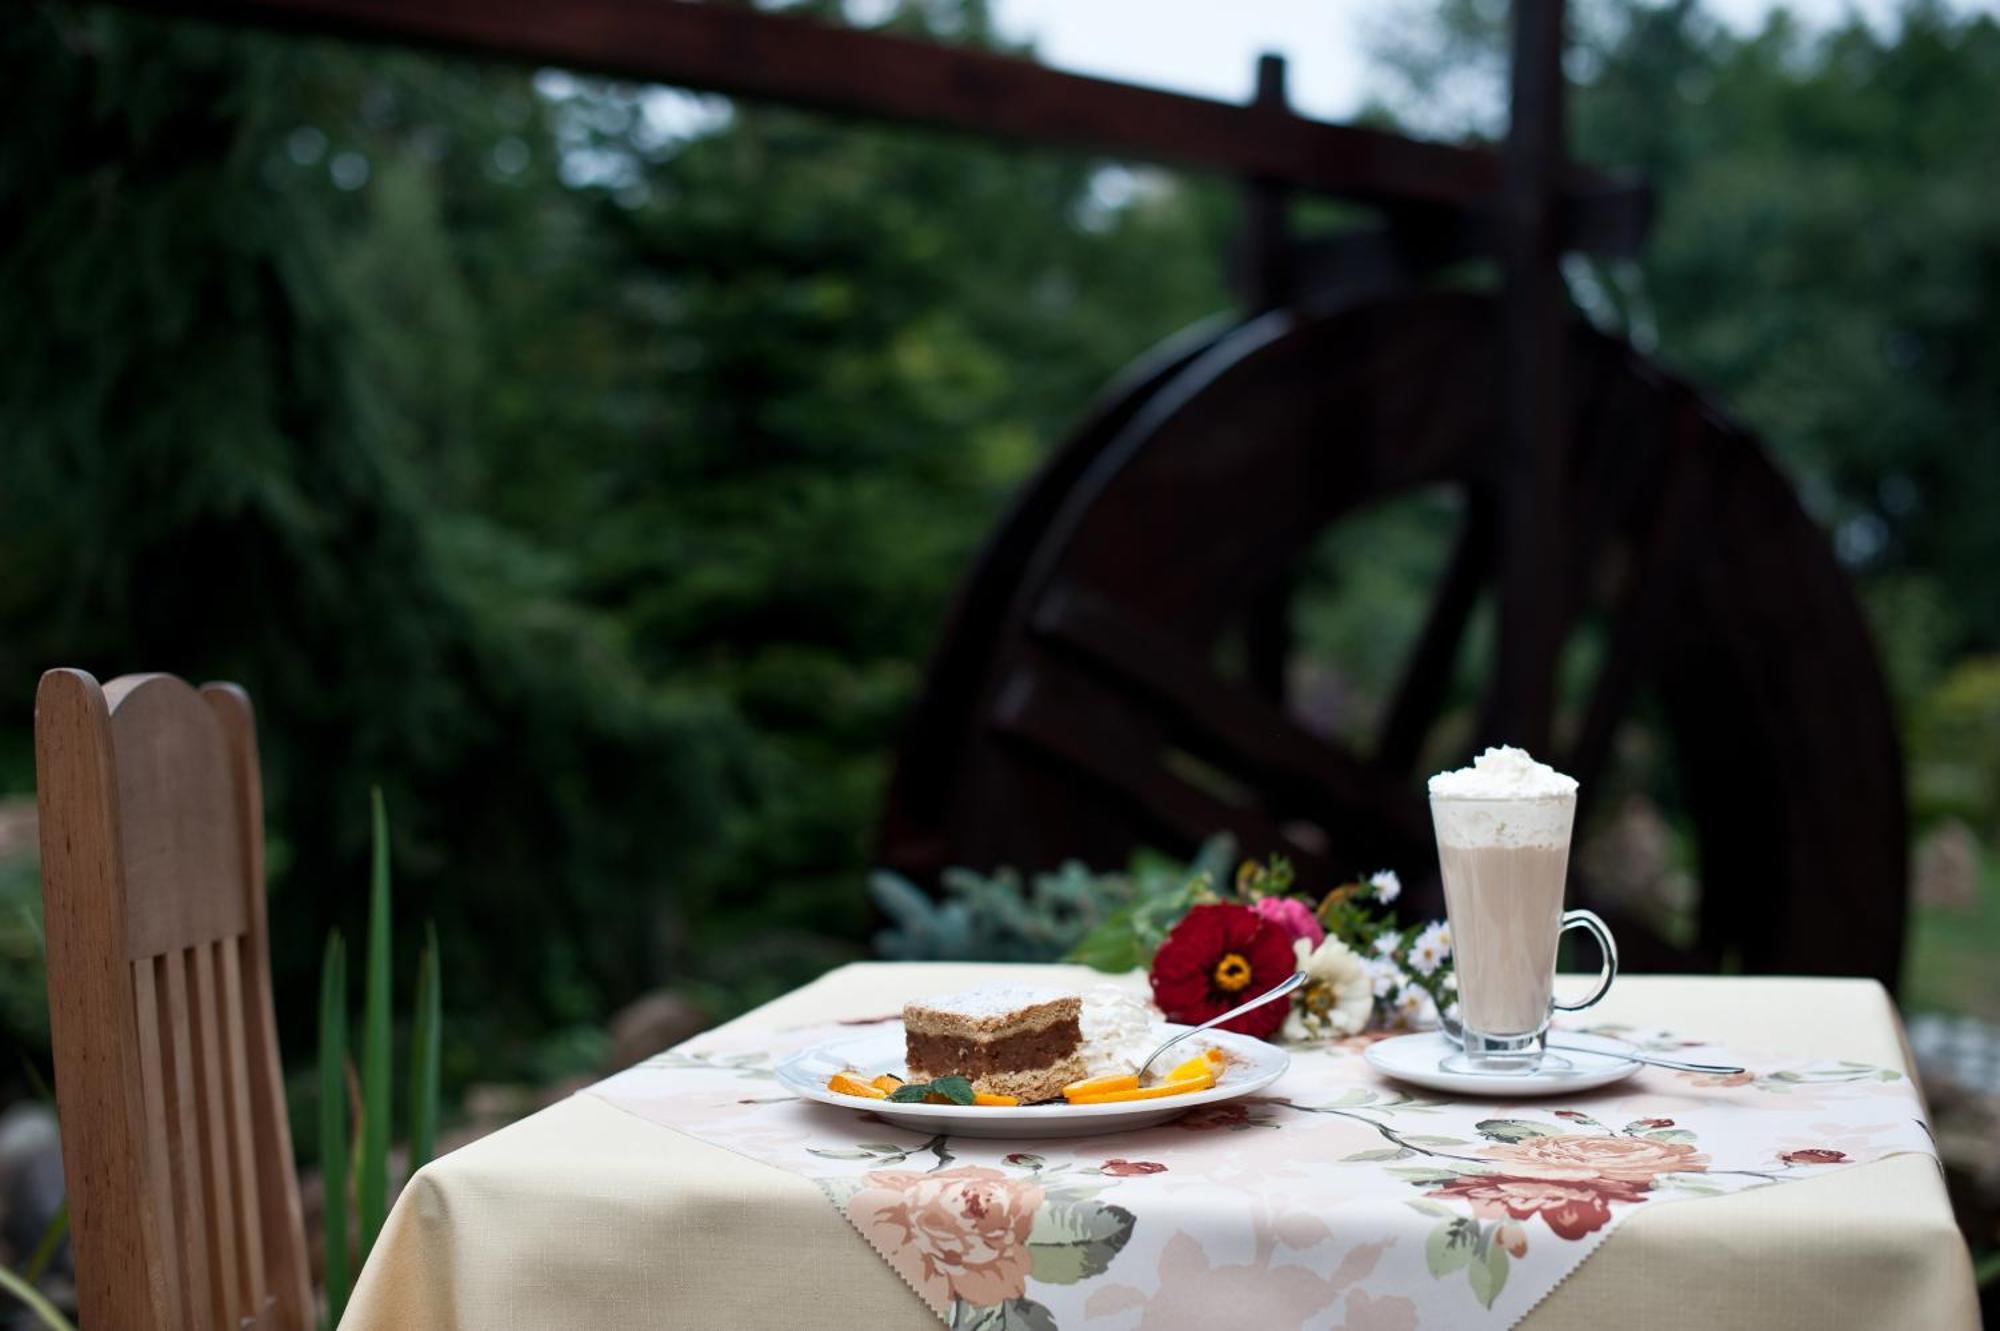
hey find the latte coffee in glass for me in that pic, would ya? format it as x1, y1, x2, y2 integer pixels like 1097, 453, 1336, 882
1428, 747, 1617, 1072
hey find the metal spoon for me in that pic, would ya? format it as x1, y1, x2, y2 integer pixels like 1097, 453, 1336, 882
1136, 970, 1306, 1080
1438, 1012, 1745, 1076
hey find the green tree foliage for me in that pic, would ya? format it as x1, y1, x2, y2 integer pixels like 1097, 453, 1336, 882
0, 1, 1230, 1082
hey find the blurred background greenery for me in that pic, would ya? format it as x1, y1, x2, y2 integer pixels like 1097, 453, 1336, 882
1, 0, 1997, 1135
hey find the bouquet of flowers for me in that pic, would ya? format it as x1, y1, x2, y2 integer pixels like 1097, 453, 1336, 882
1068, 855, 1455, 1043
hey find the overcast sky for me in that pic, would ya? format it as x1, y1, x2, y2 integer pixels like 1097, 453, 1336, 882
988, 0, 1997, 121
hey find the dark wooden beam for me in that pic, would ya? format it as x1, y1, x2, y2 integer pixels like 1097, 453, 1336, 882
127, 0, 1644, 225
1238, 53, 1295, 706
1489, 0, 1571, 753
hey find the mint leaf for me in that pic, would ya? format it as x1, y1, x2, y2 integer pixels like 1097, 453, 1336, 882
929, 1075, 977, 1105
886, 1075, 978, 1104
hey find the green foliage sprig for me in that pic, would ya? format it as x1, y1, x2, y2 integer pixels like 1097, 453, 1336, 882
874, 836, 1235, 966
319, 790, 443, 1326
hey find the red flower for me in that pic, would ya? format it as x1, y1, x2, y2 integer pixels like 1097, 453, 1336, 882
1150, 904, 1296, 1038
1101, 1159, 1167, 1176
1780, 1148, 1847, 1165
1428, 1172, 1651, 1240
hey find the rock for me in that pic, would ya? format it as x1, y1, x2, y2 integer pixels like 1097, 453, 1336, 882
605, 990, 710, 1073
0, 799, 36, 863
0, 1102, 67, 1278
1913, 819, 1981, 911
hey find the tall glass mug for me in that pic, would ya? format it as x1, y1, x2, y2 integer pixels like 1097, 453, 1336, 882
1427, 748, 1617, 1073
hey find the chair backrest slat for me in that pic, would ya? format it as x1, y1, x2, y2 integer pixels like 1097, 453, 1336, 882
159, 947, 217, 1331
189, 940, 245, 1320
215, 937, 269, 1309
131, 955, 187, 1323
37, 671, 313, 1331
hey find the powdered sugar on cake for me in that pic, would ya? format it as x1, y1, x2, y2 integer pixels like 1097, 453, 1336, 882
913, 985, 1072, 1020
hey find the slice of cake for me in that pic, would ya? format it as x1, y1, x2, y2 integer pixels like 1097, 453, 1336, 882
903, 986, 1088, 1104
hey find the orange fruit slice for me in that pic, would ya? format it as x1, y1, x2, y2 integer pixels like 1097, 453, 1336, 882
972, 1092, 1020, 1106
1062, 1073, 1140, 1100
870, 1074, 905, 1094
1070, 1071, 1215, 1104
1163, 1049, 1227, 1083
827, 1071, 889, 1099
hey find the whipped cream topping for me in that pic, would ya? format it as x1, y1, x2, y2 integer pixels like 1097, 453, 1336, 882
1428, 745, 1578, 799
1077, 985, 1164, 1077
1428, 746, 1578, 847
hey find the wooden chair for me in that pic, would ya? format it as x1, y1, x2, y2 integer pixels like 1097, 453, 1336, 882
35, 670, 313, 1330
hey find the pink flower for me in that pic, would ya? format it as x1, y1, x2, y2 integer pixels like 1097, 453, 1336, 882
847, 1166, 1044, 1308
1482, 1133, 1709, 1183
1251, 896, 1325, 949
1101, 1159, 1167, 1176
1429, 1172, 1649, 1240
1780, 1148, 1848, 1165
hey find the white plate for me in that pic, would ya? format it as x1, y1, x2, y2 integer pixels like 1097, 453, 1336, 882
1364, 1030, 1641, 1097
776, 1025, 1290, 1138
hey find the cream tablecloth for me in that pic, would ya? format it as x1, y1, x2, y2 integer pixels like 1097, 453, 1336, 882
343, 964, 1978, 1329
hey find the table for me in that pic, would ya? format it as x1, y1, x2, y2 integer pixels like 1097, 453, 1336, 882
342, 964, 1980, 1329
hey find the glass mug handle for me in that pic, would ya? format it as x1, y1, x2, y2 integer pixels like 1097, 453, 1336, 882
1550, 909, 1619, 1012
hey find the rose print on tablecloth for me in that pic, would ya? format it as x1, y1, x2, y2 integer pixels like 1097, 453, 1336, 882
825, 1147, 1138, 1328
847, 1166, 1045, 1308
590, 1019, 1935, 1329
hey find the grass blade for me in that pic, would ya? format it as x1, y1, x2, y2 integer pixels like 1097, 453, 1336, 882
318, 931, 349, 1325
0, 1262, 77, 1331
19, 1202, 67, 1284
407, 923, 441, 1174
358, 787, 393, 1258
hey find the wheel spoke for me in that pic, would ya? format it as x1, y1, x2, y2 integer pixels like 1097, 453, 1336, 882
1027, 581, 1432, 866
1376, 491, 1494, 775
1566, 393, 1706, 819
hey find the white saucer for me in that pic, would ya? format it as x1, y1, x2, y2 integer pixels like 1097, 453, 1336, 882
776, 1025, 1290, 1138
1364, 1030, 1641, 1097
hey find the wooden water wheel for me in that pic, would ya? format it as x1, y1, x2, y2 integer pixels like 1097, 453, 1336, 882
879, 290, 1908, 983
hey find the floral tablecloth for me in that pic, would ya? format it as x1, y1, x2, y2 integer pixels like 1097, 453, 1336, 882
341, 966, 1980, 1331
590, 1013, 1934, 1330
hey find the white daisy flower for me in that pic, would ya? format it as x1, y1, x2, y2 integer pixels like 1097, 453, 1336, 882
1407, 921, 1449, 976
1393, 984, 1438, 1028
1366, 957, 1405, 999
1368, 869, 1402, 903
1371, 932, 1400, 956
1282, 936, 1376, 1040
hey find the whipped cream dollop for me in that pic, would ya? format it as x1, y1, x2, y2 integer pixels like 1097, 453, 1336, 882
1078, 985, 1165, 1077
1428, 746, 1578, 847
